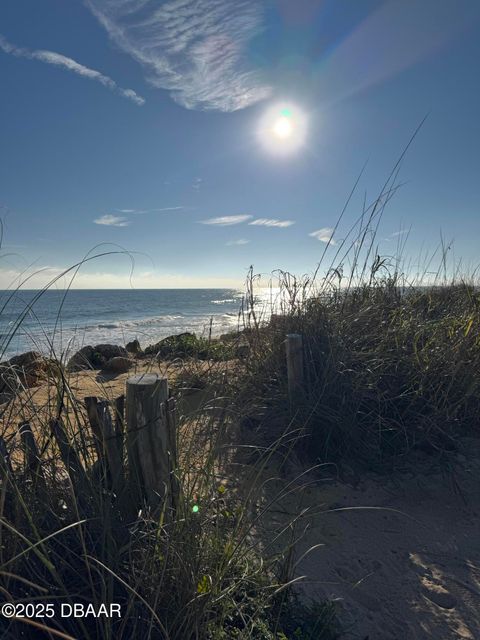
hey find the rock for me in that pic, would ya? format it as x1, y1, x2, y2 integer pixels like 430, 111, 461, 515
7, 351, 48, 387
8, 350, 43, 369
0, 364, 20, 398
102, 356, 133, 374
0, 391, 13, 405
93, 344, 128, 361
67, 344, 128, 372
219, 331, 240, 342
66, 346, 96, 372
126, 339, 141, 354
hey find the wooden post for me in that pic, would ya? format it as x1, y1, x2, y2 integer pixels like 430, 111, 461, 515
114, 394, 125, 462
50, 418, 89, 499
85, 396, 124, 493
126, 374, 177, 511
19, 422, 41, 475
19, 421, 45, 479
0, 436, 14, 518
286, 333, 304, 405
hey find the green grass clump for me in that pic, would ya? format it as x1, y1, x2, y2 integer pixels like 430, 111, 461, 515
144, 332, 234, 361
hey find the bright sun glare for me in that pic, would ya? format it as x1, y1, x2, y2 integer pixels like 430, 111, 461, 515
272, 115, 293, 139
258, 103, 307, 155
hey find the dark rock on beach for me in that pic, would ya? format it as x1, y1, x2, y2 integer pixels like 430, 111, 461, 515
7, 351, 49, 386
66, 346, 95, 371
102, 356, 133, 374
67, 344, 128, 372
0, 351, 53, 402
125, 339, 141, 354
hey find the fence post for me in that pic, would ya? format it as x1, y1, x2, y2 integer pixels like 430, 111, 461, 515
286, 333, 304, 406
125, 373, 177, 511
0, 436, 14, 518
84, 396, 124, 492
19, 422, 46, 487
50, 418, 89, 502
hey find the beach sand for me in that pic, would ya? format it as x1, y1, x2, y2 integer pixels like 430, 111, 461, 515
268, 439, 480, 639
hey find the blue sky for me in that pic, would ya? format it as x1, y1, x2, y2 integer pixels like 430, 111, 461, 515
1, 0, 479, 288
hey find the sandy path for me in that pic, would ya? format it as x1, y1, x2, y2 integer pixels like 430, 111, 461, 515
277, 438, 480, 639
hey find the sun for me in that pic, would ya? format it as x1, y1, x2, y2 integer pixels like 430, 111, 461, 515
258, 103, 307, 155
272, 115, 293, 139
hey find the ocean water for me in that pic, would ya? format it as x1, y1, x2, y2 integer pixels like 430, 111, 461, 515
0, 289, 246, 361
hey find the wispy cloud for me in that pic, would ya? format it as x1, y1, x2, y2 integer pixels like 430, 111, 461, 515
117, 207, 184, 214
309, 228, 336, 245
192, 177, 203, 190
0, 34, 145, 105
384, 228, 410, 242
85, 0, 271, 111
94, 214, 130, 227
249, 218, 295, 228
226, 239, 249, 246
200, 215, 252, 226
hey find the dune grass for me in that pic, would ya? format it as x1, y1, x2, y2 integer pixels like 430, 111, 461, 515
233, 276, 480, 469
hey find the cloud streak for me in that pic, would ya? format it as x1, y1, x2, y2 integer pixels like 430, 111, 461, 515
0, 34, 145, 105
200, 215, 252, 226
94, 214, 130, 227
85, 0, 271, 111
226, 239, 249, 246
249, 218, 295, 228
309, 228, 336, 245
117, 206, 184, 214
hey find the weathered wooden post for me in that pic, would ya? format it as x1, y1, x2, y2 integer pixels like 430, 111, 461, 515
0, 436, 14, 518
84, 396, 124, 492
125, 374, 178, 511
50, 418, 89, 501
286, 333, 304, 406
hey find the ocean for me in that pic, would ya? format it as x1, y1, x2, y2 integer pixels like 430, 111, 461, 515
0, 288, 246, 361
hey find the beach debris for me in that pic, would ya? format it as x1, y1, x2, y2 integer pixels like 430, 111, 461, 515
126, 339, 141, 354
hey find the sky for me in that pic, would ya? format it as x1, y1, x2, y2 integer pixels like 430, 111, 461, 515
0, 0, 479, 289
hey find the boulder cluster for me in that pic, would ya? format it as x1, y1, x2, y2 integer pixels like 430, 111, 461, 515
66, 343, 133, 372
1, 331, 245, 404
